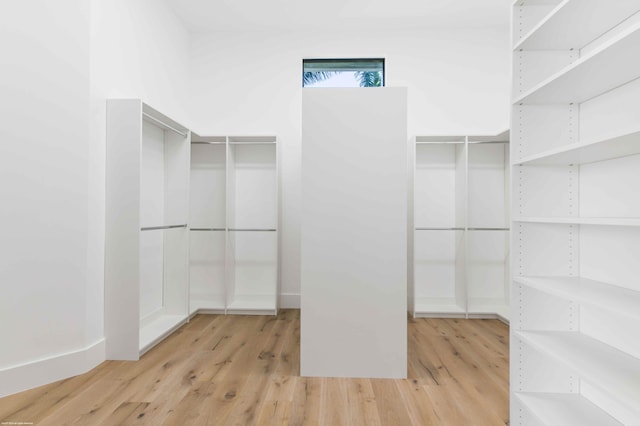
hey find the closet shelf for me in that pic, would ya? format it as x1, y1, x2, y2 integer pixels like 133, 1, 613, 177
516, 331, 640, 411
227, 295, 276, 313
415, 136, 465, 144
514, 217, 640, 227
413, 298, 465, 316
515, 276, 640, 320
513, 130, 640, 166
140, 224, 187, 231
467, 302, 509, 321
514, 0, 640, 51
514, 23, 640, 104
515, 393, 622, 426
513, 0, 561, 7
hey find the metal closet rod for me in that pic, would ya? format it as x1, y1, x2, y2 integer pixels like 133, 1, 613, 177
415, 227, 510, 231
228, 228, 277, 232
141, 224, 187, 231
142, 112, 188, 138
468, 227, 510, 231
191, 228, 226, 231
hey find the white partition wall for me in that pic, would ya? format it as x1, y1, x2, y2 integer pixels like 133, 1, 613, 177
301, 88, 408, 379
511, 2, 640, 425
106, 99, 190, 360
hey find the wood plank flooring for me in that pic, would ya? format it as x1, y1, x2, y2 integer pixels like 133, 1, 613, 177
0, 310, 509, 425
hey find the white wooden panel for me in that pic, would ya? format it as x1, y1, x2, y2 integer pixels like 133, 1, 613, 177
513, 4, 560, 46
163, 227, 188, 315
231, 231, 277, 297
231, 144, 277, 229
139, 230, 164, 321
164, 130, 189, 225
515, 165, 576, 217
580, 226, 640, 292
414, 231, 457, 299
140, 121, 165, 227
515, 223, 578, 277
301, 88, 407, 379
467, 231, 508, 299
189, 231, 226, 309
581, 306, 640, 360
512, 104, 574, 160
580, 154, 640, 217
190, 144, 226, 228
580, 77, 640, 146
468, 144, 507, 227
105, 99, 141, 360
415, 144, 457, 227
514, 50, 575, 97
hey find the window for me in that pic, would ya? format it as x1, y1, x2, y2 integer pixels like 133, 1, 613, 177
302, 58, 385, 88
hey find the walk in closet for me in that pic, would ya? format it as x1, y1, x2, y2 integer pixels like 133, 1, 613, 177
412, 131, 509, 320
189, 135, 279, 316
105, 100, 190, 360
511, 1, 640, 424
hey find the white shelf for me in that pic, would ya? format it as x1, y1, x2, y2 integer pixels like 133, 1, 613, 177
415, 135, 465, 144
414, 298, 465, 316
514, 130, 640, 166
514, 0, 640, 50
189, 298, 226, 315
516, 393, 623, 426
139, 314, 187, 354
514, 217, 640, 227
515, 276, 640, 320
516, 331, 640, 411
514, 23, 640, 104
227, 295, 276, 312
467, 302, 509, 321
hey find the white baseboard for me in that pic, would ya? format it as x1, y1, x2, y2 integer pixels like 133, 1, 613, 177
280, 293, 300, 309
0, 338, 105, 398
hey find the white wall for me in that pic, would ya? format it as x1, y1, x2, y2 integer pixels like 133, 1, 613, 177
0, 0, 95, 396
0, 0, 190, 397
189, 27, 511, 306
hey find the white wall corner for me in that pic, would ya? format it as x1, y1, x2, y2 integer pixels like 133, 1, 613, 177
0, 339, 105, 398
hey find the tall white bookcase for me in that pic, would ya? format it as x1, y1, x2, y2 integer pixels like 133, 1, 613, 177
105, 100, 190, 360
411, 131, 510, 321
189, 135, 279, 316
511, 1, 640, 425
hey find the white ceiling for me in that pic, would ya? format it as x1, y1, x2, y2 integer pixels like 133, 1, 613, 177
165, 0, 511, 32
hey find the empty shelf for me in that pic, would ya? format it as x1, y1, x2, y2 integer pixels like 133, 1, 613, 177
516, 392, 622, 426
516, 330, 640, 411
515, 276, 640, 320
513, 130, 640, 166
227, 295, 276, 313
514, 23, 640, 104
514, 217, 640, 226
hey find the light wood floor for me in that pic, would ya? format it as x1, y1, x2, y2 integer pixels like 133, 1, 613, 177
0, 310, 509, 425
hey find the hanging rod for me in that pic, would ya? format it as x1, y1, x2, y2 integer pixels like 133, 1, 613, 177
142, 112, 188, 137
191, 228, 226, 231
141, 224, 187, 231
415, 227, 465, 231
228, 228, 277, 232
467, 227, 510, 231
191, 141, 226, 145
467, 141, 510, 145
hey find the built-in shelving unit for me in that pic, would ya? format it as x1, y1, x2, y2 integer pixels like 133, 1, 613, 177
511, 2, 640, 424
106, 99, 190, 360
412, 131, 509, 321
189, 135, 279, 316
